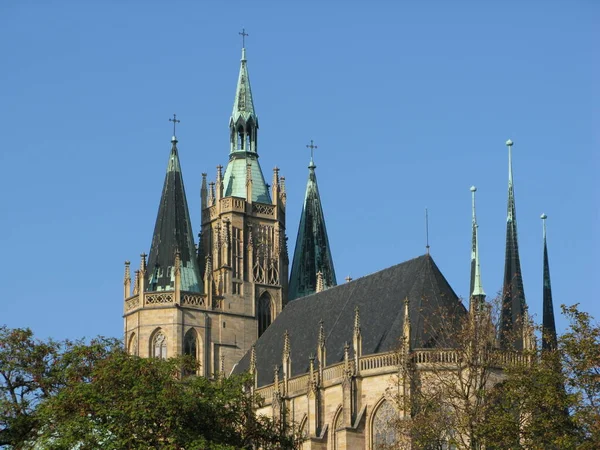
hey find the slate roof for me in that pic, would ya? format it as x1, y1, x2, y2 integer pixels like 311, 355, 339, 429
289, 159, 337, 300
234, 255, 466, 387
500, 143, 527, 350
146, 138, 202, 293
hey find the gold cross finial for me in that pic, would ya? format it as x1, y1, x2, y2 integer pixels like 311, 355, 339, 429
169, 114, 180, 137
239, 28, 249, 47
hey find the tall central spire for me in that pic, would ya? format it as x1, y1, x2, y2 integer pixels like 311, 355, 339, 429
289, 143, 337, 300
541, 213, 558, 351
223, 35, 271, 203
499, 139, 527, 350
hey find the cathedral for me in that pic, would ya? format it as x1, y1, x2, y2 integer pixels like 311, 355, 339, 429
122, 41, 558, 449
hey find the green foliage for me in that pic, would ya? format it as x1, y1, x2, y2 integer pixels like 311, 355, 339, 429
0, 328, 298, 449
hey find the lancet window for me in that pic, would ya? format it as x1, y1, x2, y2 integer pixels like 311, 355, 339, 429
372, 400, 397, 450
257, 292, 272, 337
152, 329, 167, 359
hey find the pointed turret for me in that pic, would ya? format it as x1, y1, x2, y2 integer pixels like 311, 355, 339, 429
289, 150, 337, 300
499, 140, 528, 350
469, 186, 486, 314
541, 214, 558, 351
222, 43, 271, 203
146, 136, 202, 292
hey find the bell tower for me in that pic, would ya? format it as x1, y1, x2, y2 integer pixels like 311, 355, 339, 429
198, 39, 288, 369
123, 38, 287, 378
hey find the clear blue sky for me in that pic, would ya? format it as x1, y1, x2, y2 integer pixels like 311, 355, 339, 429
1, 1, 597, 341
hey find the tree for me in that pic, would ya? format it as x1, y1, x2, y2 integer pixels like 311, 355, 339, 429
392, 302, 500, 450
0, 327, 300, 450
392, 303, 599, 449
560, 304, 600, 449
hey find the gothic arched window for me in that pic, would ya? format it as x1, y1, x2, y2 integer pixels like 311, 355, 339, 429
257, 292, 272, 337
128, 332, 138, 356
152, 329, 167, 359
372, 399, 397, 450
184, 329, 197, 360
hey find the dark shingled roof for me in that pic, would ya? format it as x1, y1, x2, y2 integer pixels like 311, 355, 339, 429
235, 254, 466, 387
146, 138, 202, 293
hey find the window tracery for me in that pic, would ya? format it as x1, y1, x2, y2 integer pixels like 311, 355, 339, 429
152, 329, 167, 359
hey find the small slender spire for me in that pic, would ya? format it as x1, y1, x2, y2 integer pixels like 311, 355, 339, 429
283, 330, 290, 360
470, 186, 485, 299
500, 139, 528, 350
289, 143, 337, 299
541, 213, 558, 351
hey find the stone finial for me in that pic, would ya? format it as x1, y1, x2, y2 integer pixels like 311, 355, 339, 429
201, 173, 208, 210
279, 176, 286, 206
124, 261, 131, 299
343, 342, 350, 370
124, 260, 131, 283
402, 297, 411, 353
249, 344, 257, 374
204, 255, 213, 281
246, 163, 253, 185
216, 165, 223, 182
272, 167, 280, 189
354, 306, 361, 333
133, 270, 140, 295
316, 271, 324, 293
174, 249, 181, 275
140, 253, 147, 273
318, 319, 325, 349
274, 365, 280, 392
283, 330, 290, 360
208, 181, 215, 206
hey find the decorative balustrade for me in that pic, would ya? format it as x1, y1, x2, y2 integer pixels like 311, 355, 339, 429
412, 349, 459, 364
255, 348, 530, 400
125, 295, 139, 311
145, 292, 174, 305
286, 374, 310, 395
360, 353, 400, 371
252, 202, 275, 216
181, 293, 205, 307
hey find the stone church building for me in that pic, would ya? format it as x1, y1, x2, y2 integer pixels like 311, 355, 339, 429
122, 42, 558, 449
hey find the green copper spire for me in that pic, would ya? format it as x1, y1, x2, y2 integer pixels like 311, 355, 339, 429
222, 38, 271, 203
146, 134, 202, 293
499, 139, 527, 350
470, 186, 485, 302
541, 213, 558, 351
289, 145, 337, 300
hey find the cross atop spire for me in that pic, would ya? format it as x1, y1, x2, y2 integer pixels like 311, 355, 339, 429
169, 114, 180, 140
239, 28, 249, 48
306, 139, 318, 167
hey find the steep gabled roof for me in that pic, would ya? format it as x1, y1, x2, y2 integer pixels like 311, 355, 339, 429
235, 255, 466, 387
146, 137, 202, 293
289, 159, 337, 300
